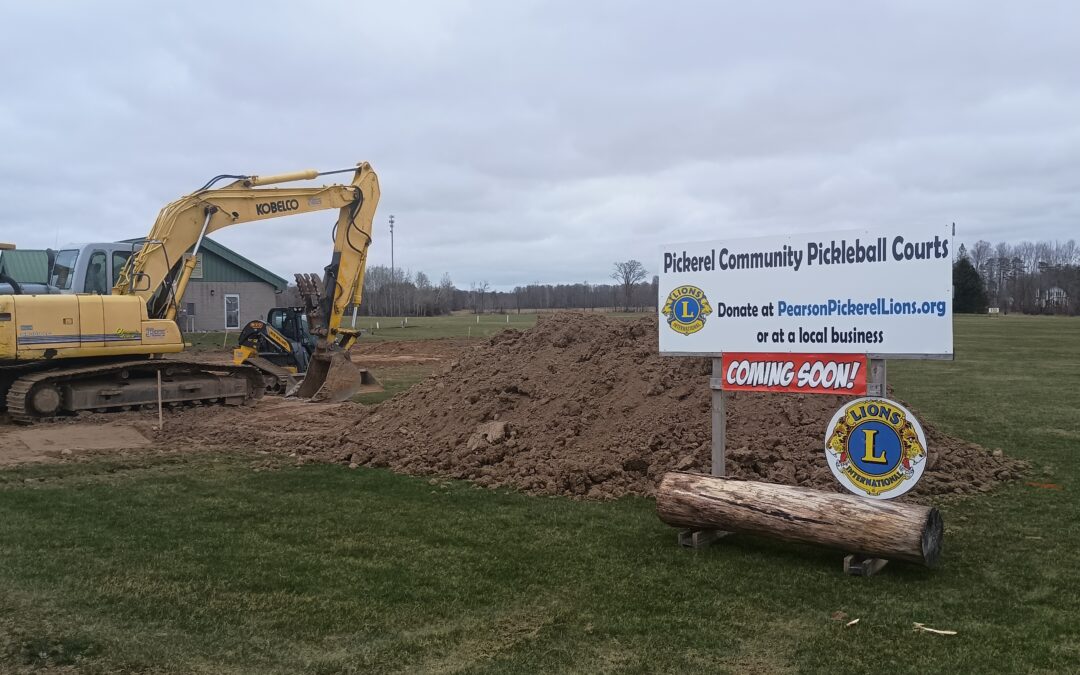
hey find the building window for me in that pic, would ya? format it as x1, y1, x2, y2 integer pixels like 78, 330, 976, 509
224, 294, 240, 330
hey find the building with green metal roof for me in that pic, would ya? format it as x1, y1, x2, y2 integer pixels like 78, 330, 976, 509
179, 238, 289, 332
119, 237, 288, 332
0, 249, 50, 284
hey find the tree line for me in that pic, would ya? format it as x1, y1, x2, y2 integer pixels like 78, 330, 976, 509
277, 259, 658, 317
954, 239, 1078, 315
342, 262, 660, 316
290, 240, 1079, 318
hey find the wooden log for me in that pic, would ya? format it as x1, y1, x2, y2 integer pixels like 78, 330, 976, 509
656, 472, 943, 567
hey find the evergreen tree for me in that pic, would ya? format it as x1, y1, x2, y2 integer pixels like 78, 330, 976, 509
953, 257, 989, 313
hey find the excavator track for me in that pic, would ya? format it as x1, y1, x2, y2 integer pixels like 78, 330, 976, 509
5, 359, 265, 424
245, 356, 302, 394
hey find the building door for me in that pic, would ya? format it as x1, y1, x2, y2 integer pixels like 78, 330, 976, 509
224, 294, 240, 330
182, 302, 196, 333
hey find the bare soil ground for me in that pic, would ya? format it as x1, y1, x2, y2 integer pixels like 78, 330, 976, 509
0, 316, 1026, 500
172, 315, 1027, 500
0, 422, 151, 466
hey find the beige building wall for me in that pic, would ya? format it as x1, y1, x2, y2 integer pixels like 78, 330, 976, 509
178, 282, 279, 332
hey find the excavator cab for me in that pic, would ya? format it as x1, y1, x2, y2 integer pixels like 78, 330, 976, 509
268, 307, 316, 356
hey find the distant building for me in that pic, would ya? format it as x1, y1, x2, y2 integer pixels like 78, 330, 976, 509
0, 248, 49, 284
0, 247, 53, 294
1036, 286, 1069, 311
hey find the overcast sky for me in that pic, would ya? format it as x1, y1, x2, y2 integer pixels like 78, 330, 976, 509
2, 1, 1078, 288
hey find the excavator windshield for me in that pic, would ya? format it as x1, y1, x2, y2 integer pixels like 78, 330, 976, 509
268, 307, 314, 350
50, 249, 79, 290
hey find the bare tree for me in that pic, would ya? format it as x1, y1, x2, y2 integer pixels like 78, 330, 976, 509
993, 241, 1013, 308
480, 281, 490, 313
969, 240, 992, 275
414, 271, 432, 316
1016, 241, 1038, 275
611, 260, 647, 312
470, 280, 491, 314
437, 273, 455, 315
1061, 239, 1078, 266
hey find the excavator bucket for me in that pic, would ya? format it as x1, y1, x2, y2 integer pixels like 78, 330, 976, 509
290, 347, 382, 402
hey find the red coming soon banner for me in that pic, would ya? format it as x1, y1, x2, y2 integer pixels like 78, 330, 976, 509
721, 353, 868, 395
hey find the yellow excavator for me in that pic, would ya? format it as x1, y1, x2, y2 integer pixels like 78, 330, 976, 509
0, 162, 380, 422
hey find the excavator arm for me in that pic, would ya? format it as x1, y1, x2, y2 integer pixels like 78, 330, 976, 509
115, 163, 378, 325
113, 161, 380, 400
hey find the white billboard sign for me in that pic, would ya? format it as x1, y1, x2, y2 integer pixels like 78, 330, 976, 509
658, 226, 953, 357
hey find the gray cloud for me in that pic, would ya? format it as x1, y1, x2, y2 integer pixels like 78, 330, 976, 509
2, 0, 1078, 289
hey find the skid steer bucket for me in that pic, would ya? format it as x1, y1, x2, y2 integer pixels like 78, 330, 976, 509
290, 348, 382, 402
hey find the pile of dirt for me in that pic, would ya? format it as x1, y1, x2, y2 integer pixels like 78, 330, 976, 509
168, 313, 1027, 500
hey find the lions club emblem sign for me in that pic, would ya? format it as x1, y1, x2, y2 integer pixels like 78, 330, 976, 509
825, 398, 928, 499
662, 285, 713, 335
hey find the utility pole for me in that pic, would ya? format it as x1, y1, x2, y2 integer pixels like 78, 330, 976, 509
389, 214, 396, 317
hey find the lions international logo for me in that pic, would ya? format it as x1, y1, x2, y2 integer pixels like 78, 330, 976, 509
825, 397, 928, 499
662, 285, 713, 335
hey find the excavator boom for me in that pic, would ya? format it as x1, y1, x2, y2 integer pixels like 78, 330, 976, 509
115, 162, 381, 401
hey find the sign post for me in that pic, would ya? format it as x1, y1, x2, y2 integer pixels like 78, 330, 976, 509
677, 358, 729, 548
867, 358, 886, 397
660, 225, 953, 562
710, 358, 724, 477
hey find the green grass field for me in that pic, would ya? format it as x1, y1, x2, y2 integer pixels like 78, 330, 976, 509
354, 361, 442, 405
0, 315, 1077, 673
351, 313, 542, 341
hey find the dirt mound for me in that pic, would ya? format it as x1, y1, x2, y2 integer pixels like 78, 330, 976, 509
166, 313, 1026, 500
